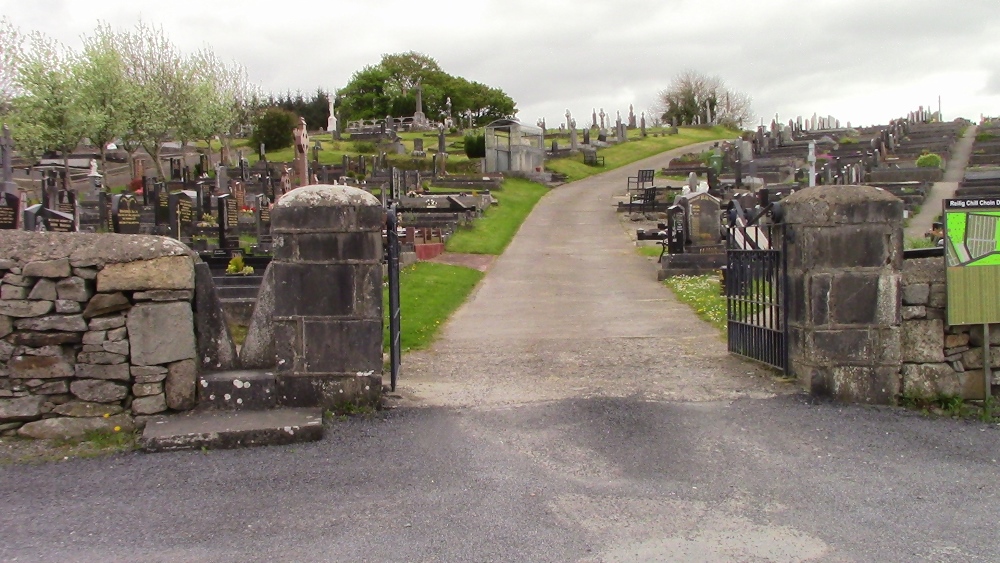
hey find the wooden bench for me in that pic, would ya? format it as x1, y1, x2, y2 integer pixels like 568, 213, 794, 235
583, 151, 605, 167
627, 169, 655, 195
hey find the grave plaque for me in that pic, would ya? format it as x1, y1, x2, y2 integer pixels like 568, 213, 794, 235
686, 193, 722, 246
112, 194, 141, 234
155, 182, 169, 225
197, 180, 213, 218
255, 194, 271, 236
23, 204, 74, 232
232, 181, 246, 210
217, 193, 240, 249
98, 191, 114, 232
0, 192, 18, 230
168, 191, 194, 239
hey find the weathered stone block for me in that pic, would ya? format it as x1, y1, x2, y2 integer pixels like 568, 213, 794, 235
902, 283, 930, 306
72, 267, 98, 280
301, 319, 383, 374
165, 358, 197, 410
0, 285, 29, 299
34, 380, 69, 394
70, 379, 127, 403
17, 413, 133, 440
0, 299, 53, 317
102, 339, 129, 356
14, 314, 87, 332
928, 285, 947, 308
808, 329, 873, 365
0, 339, 14, 361
0, 259, 15, 270
193, 263, 238, 372
88, 314, 125, 331
53, 401, 124, 417
272, 263, 354, 317
76, 351, 126, 365
133, 382, 163, 397
28, 278, 57, 300
22, 258, 71, 278
239, 263, 276, 370
21, 345, 63, 357
902, 306, 926, 320
0, 396, 45, 422
127, 302, 196, 366
55, 299, 82, 314
82, 292, 131, 319
10, 356, 74, 379
74, 363, 130, 381
82, 330, 107, 345
960, 347, 1000, 370
56, 277, 91, 302
7, 331, 81, 347
2, 273, 34, 287
107, 327, 127, 341
96, 256, 195, 292
0, 315, 10, 338
132, 393, 167, 415
132, 290, 194, 301
969, 325, 1000, 347
901, 319, 945, 363
830, 273, 881, 325
132, 366, 167, 383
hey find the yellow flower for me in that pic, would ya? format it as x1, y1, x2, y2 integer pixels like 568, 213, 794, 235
103, 413, 110, 418
113, 426, 121, 432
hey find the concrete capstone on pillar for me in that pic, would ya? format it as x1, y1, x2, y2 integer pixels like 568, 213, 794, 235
783, 185, 904, 403
269, 185, 384, 408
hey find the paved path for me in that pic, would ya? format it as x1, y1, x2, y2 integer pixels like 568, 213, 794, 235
905, 124, 978, 239
396, 141, 788, 408
5, 141, 1000, 562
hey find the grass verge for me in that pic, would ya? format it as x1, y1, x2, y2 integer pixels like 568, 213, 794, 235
0, 429, 139, 465
546, 126, 738, 183
663, 274, 727, 332
383, 262, 484, 352
445, 178, 549, 254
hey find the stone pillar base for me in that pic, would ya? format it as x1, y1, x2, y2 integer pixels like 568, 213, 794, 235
277, 374, 382, 409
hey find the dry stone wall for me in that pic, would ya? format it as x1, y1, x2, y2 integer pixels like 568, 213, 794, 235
900, 257, 987, 400
0, 232, 199, 440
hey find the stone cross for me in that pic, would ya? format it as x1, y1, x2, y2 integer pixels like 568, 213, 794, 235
640, 112, 646, 136
565, 109, 572, 131
599, 108, 606, 129
592, 108, 597, 128
293, 117, 310, 186
2, 125, 16, 194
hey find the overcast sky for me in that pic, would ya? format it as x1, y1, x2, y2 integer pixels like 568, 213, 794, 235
4, 0, 999, 129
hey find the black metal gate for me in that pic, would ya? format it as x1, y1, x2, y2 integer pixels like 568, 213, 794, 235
386, 203, 402, 391
725, 200, 788, 373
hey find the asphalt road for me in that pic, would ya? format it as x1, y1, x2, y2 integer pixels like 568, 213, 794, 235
4, 142, 1000, 562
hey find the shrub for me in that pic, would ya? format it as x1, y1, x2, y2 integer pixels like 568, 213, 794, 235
839, 137, 858, 144
916, 153, 943, 168
128, 177, 143, 192
251, 108, 297, 153
352, 141, 376, 154
226, 254, 254, 275
976, 132, 996, 142
464, 132, 486, 158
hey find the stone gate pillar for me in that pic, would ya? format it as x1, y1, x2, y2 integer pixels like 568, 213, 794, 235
270, 185, 383, 407
783, 185, 903, 403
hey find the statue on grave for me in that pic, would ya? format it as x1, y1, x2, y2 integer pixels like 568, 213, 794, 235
294, 117, 309, 186
446, 96, 452, 116
599, 108, 606, 129
88, 159, 99, 177
328, 99, 336, 132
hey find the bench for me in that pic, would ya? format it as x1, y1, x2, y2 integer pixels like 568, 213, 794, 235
628, 187, 658, 214
583, 151, 605, 166
627, 169, 655, 195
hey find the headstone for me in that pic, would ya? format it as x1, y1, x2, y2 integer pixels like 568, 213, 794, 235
56, 189, 79, 231
628, 104, 637, 129
1, 125, 17, 194
438, 125, 446, 154
807, 141, 817, 188
569, 120, 578, 151
232, 181, 246, 211
98, 191, 114, 232
685, 193, 722, 247
640, 112, 646, 137
592, 108, 597, 128
154, 182, 169, 226
599, 108, 606, 129
23, 204, 74, 232
293, 117, 309, 186
196, 180, 213, 218
255, 194, 271, 243
111, 193, 141, 234
413, 138, 424, 153
583, 129, 591, 145
168, 191, 194, 240
217, 193, 239, 249
0, 191, 18, 229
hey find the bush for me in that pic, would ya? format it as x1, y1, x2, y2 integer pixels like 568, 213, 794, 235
251, 108, 297, 153
916, 153, 943, 168
464, 132, 486, 158
839, 137, 858, 144
352, 141, 376, 154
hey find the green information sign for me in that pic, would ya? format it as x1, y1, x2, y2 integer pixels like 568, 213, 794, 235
943, 198, 1000, 325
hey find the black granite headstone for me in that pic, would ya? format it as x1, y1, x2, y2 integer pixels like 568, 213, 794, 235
217, 193, 240, 249
23, 204, 74, 232
0, 192, 18, 229
168, 191, 194, 239
98, 191, 113, 232
112, 193, 141, 234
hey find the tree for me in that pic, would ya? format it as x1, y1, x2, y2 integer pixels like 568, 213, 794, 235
78, 22, 133, 174
0, 16, 24, 114
119, 21, 187, 178
9, 31, 90, 183
338, 52, 517, 126
251, 107, 296, 152
654, 70, 754, 128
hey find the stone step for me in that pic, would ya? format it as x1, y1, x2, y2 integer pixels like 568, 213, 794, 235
140, 407, 324, 452
215, 285, 261, 299
212, 274, 264, 286
198, 369, 276, 410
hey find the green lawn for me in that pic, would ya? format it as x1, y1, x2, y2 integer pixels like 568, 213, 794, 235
546, 126, 738, 183
663, 274, 727, 332
445, 178, 549, 254
383, 262, 484, 352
